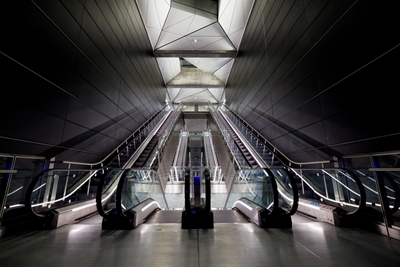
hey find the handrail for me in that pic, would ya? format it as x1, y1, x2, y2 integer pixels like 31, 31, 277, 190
208, 103, 244, 169
221, 104, 330, 167
0, 153, 46, 160
0, 170, 17, 174
63, 105, 169, 168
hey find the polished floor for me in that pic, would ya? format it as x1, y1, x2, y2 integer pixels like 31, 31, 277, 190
0, 213, 400, 267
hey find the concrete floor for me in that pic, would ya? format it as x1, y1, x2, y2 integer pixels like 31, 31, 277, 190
0, 213, 399, 267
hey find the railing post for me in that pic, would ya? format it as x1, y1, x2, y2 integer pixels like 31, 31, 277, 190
371, 156, 392, 237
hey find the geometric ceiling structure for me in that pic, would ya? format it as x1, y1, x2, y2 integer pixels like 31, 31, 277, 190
136, 0, 255, 104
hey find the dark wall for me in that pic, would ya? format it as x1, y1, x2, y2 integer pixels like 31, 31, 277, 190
226, 0, 400, 162
0, 0, 165, 163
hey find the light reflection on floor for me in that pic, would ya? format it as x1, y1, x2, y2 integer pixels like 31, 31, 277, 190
0, 214, 399, 267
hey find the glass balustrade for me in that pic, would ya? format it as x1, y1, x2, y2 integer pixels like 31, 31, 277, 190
119, 169, 168, 213
225, 169, 277, 213
28, 169, 102, 215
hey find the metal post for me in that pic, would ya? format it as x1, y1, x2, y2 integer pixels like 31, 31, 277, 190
0, 157, 15, 226
371, 156, 392, 237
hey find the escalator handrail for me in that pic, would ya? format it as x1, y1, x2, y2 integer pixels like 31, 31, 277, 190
269, 167, 299, 215
290, 167, 367, 215
221, 104, 331, 168
25, 168, 101, 218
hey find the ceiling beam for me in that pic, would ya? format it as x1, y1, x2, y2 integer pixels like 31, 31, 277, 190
154, 50, 237, 58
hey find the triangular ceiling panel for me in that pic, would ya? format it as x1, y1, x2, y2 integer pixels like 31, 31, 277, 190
174, 88, 217, 103
184, 58, 232, 73
228, 28, 244, 49
136, 0, 255, 104
214, 59, 234, 84
167, 88, 181, 101
186, 14, 217, 33
163, 5, 194, 29
219, 0, 236, 34
198, 37, 235, 51
229, 0, 246, 34
157, 58, 180, 84
218, 0, 232, 20
158, 37, 195, 50
208, 88, 225, 101
156, 31, 183, 48
187, 36, 225, 50
163, 15, 194, 35
189, 22, 226, 37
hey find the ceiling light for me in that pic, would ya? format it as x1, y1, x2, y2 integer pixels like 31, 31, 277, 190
194, 39, 197, 42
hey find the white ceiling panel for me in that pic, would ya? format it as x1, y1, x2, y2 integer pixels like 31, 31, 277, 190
157, 58, 180, 83
198, 37, 235, 50
218, 0, 232, 19
137, 0, 148, 23
146, 27, 161, 48
163, 15, 194, 35
155, 0, 171, 28
167, 88, 181, 101
156, 31, 182, 48
189, 22, 226, 37
218, 0, 236, 34
185, 58, 231, 73
146, 0, 162, 29
208, 88, 225, 101
187, 36, 224, 50
137, 0, 255, 104
163, 6, 194, 29
229, 0, 245, 34
186, 14, 217, 34
228, 28, 244, 49
158, 37, 195, 50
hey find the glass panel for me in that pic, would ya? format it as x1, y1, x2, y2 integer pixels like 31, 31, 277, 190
99, 169, 124, 214
382, 171, 400, 228
225, 169, 276, 212
120, 169, 167, 211
30, 169, 101, 215
291, 168, 363, 214
270, 169, 296, 213
5, 158, 44, 210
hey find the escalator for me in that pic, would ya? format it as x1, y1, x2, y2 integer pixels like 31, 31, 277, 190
132, 110, 175, 168
98, 166, 297, 229
216, 110, 258, 168
222, 108, 282, 168
24, 107, 175, 229
217, 105, 366, 226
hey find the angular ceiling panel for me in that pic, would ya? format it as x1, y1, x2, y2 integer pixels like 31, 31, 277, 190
186, 14, 217, 34
184, 58, 232, 73
189, 22, 226, 37
156, 31, 183, 48
157, 58, 181, 84
208, 88, 225, 101
158, 37, 195, 50
163, 15, 194, 35
167, 88, 181, 101
218, 0, 232, 19
136, 0, 255, 103
198, 37, 235, 50
229, 0, 245, 34
187, 36, 225, 50
228, 28, 244, 49
219, 0, 236, 34
163, 6, 194, 29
